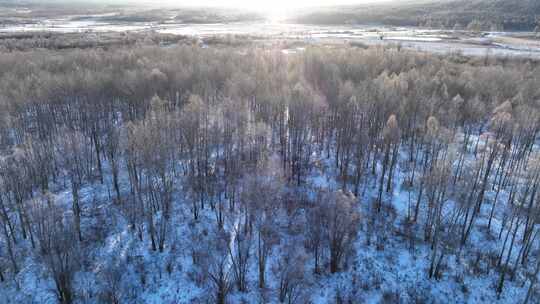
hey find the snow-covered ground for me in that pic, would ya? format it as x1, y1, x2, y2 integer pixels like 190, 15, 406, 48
0, 127, 534, 304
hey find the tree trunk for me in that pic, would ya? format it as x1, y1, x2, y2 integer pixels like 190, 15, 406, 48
71, 182, 82, 242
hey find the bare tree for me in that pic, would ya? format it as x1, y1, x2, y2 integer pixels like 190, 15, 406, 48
57, 130, 90, 242
377, 115, 401, 212
242, 154, 284, 288
320, 190, 360, 273
196, 229, 233, 304
306, 200, 326, 274
103, 122, 123, 204
228, 224, 252, 292
33, 197, 80, 304
273, 240, 307, 304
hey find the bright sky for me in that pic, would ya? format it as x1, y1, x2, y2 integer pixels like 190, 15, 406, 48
186, 0, 373, 9
157, 0, 388, 19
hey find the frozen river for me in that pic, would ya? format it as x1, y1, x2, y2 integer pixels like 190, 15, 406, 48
2, 18, 540, 59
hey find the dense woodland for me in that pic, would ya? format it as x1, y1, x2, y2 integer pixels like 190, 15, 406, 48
0, 42, 539, 303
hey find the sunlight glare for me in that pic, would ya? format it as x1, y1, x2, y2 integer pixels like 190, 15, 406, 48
180, 0, 371, 21
228, 0, 314, 21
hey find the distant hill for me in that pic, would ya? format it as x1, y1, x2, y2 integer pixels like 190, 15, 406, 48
292, 0, 540, 31
0, 1, 264, 25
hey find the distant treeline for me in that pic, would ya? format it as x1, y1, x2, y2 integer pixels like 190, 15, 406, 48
0, 32, 192, 52
0, 3, 264, 29
292, 0, 540, 31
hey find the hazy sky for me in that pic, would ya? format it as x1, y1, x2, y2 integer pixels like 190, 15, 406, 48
145, 0, 390, 17
180, 0, 379, 8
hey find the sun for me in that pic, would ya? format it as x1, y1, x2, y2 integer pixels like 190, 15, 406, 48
232, 1, 305, 21
163, 0, 369, 22
186, 0, 327, 20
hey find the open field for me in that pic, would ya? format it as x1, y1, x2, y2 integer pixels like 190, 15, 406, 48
1, 2, 540, 58
2, 18, 540, 58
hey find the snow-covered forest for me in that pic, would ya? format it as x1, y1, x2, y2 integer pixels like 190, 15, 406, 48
0, 44, 539, 304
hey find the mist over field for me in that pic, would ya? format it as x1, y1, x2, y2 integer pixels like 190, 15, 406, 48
0, 1, 540, 304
